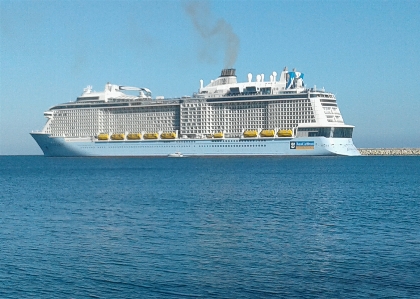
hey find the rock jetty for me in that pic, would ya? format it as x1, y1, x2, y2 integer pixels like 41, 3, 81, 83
358, 148, 420, 156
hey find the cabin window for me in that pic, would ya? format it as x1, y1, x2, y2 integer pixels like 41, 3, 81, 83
298, 127, 353, 138
229, 87, 240, 94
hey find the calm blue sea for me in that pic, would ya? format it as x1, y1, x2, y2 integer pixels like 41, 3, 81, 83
1, 156, 419, 299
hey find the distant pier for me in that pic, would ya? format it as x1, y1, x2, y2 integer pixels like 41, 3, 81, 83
358, 148, 420, 156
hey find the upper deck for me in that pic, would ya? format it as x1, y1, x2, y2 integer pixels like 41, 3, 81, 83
197, 68, 306, 98
48, 67, 334, 111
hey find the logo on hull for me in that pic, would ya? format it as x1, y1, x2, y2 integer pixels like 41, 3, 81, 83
290, 141, 314, 150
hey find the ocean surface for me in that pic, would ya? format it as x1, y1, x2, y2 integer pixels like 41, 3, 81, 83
1, 156, 419, 299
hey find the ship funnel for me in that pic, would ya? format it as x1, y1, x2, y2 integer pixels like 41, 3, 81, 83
220, 68, 236, 77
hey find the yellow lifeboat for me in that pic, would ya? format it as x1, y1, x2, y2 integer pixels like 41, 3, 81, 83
213, 132, 224, 138
127, 133, 141, 140
243, 130, 258, 138
260, 130, 275, 137
111, 133, 125, 140
98, 133, 109, 140
278, 129, 293, 137
144, 133, 159, 139
161, 132, 176, 139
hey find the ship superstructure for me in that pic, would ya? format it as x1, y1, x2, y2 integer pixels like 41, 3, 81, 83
31, 68, 360, 156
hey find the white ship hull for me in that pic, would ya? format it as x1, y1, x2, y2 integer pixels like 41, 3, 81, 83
31, 133, 360, 157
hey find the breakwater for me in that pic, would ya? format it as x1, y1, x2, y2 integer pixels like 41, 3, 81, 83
358, 148, 420, 156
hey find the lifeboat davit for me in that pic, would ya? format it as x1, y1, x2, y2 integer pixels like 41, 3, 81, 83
144, 133, 159, 139
243, 130, 258, 138
277, 129, 293, 137
161, 132, 176, 139
260, 130, 275, 137
98, 133, 109, 140
127, 133, 141, 140
111, 133, 125, 140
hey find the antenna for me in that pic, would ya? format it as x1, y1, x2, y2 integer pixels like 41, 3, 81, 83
84, 85, 92, 93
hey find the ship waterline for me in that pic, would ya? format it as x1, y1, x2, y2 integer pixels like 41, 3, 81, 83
31, 68, 360, 157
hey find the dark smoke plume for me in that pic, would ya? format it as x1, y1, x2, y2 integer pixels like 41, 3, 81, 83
185, 1, 240, 68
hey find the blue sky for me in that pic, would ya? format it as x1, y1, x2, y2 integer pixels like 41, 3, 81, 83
1, 0, 419, 155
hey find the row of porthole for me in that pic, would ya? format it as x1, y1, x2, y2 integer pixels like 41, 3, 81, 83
199, 144, 266, 148
81, 144, 268, 149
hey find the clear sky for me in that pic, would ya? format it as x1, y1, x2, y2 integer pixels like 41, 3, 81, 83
1, 0, 419, 155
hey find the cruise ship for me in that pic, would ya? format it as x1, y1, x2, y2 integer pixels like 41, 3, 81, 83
31, 68, 360, 157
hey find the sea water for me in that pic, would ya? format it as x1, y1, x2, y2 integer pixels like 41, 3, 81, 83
0, 156, 419, 298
